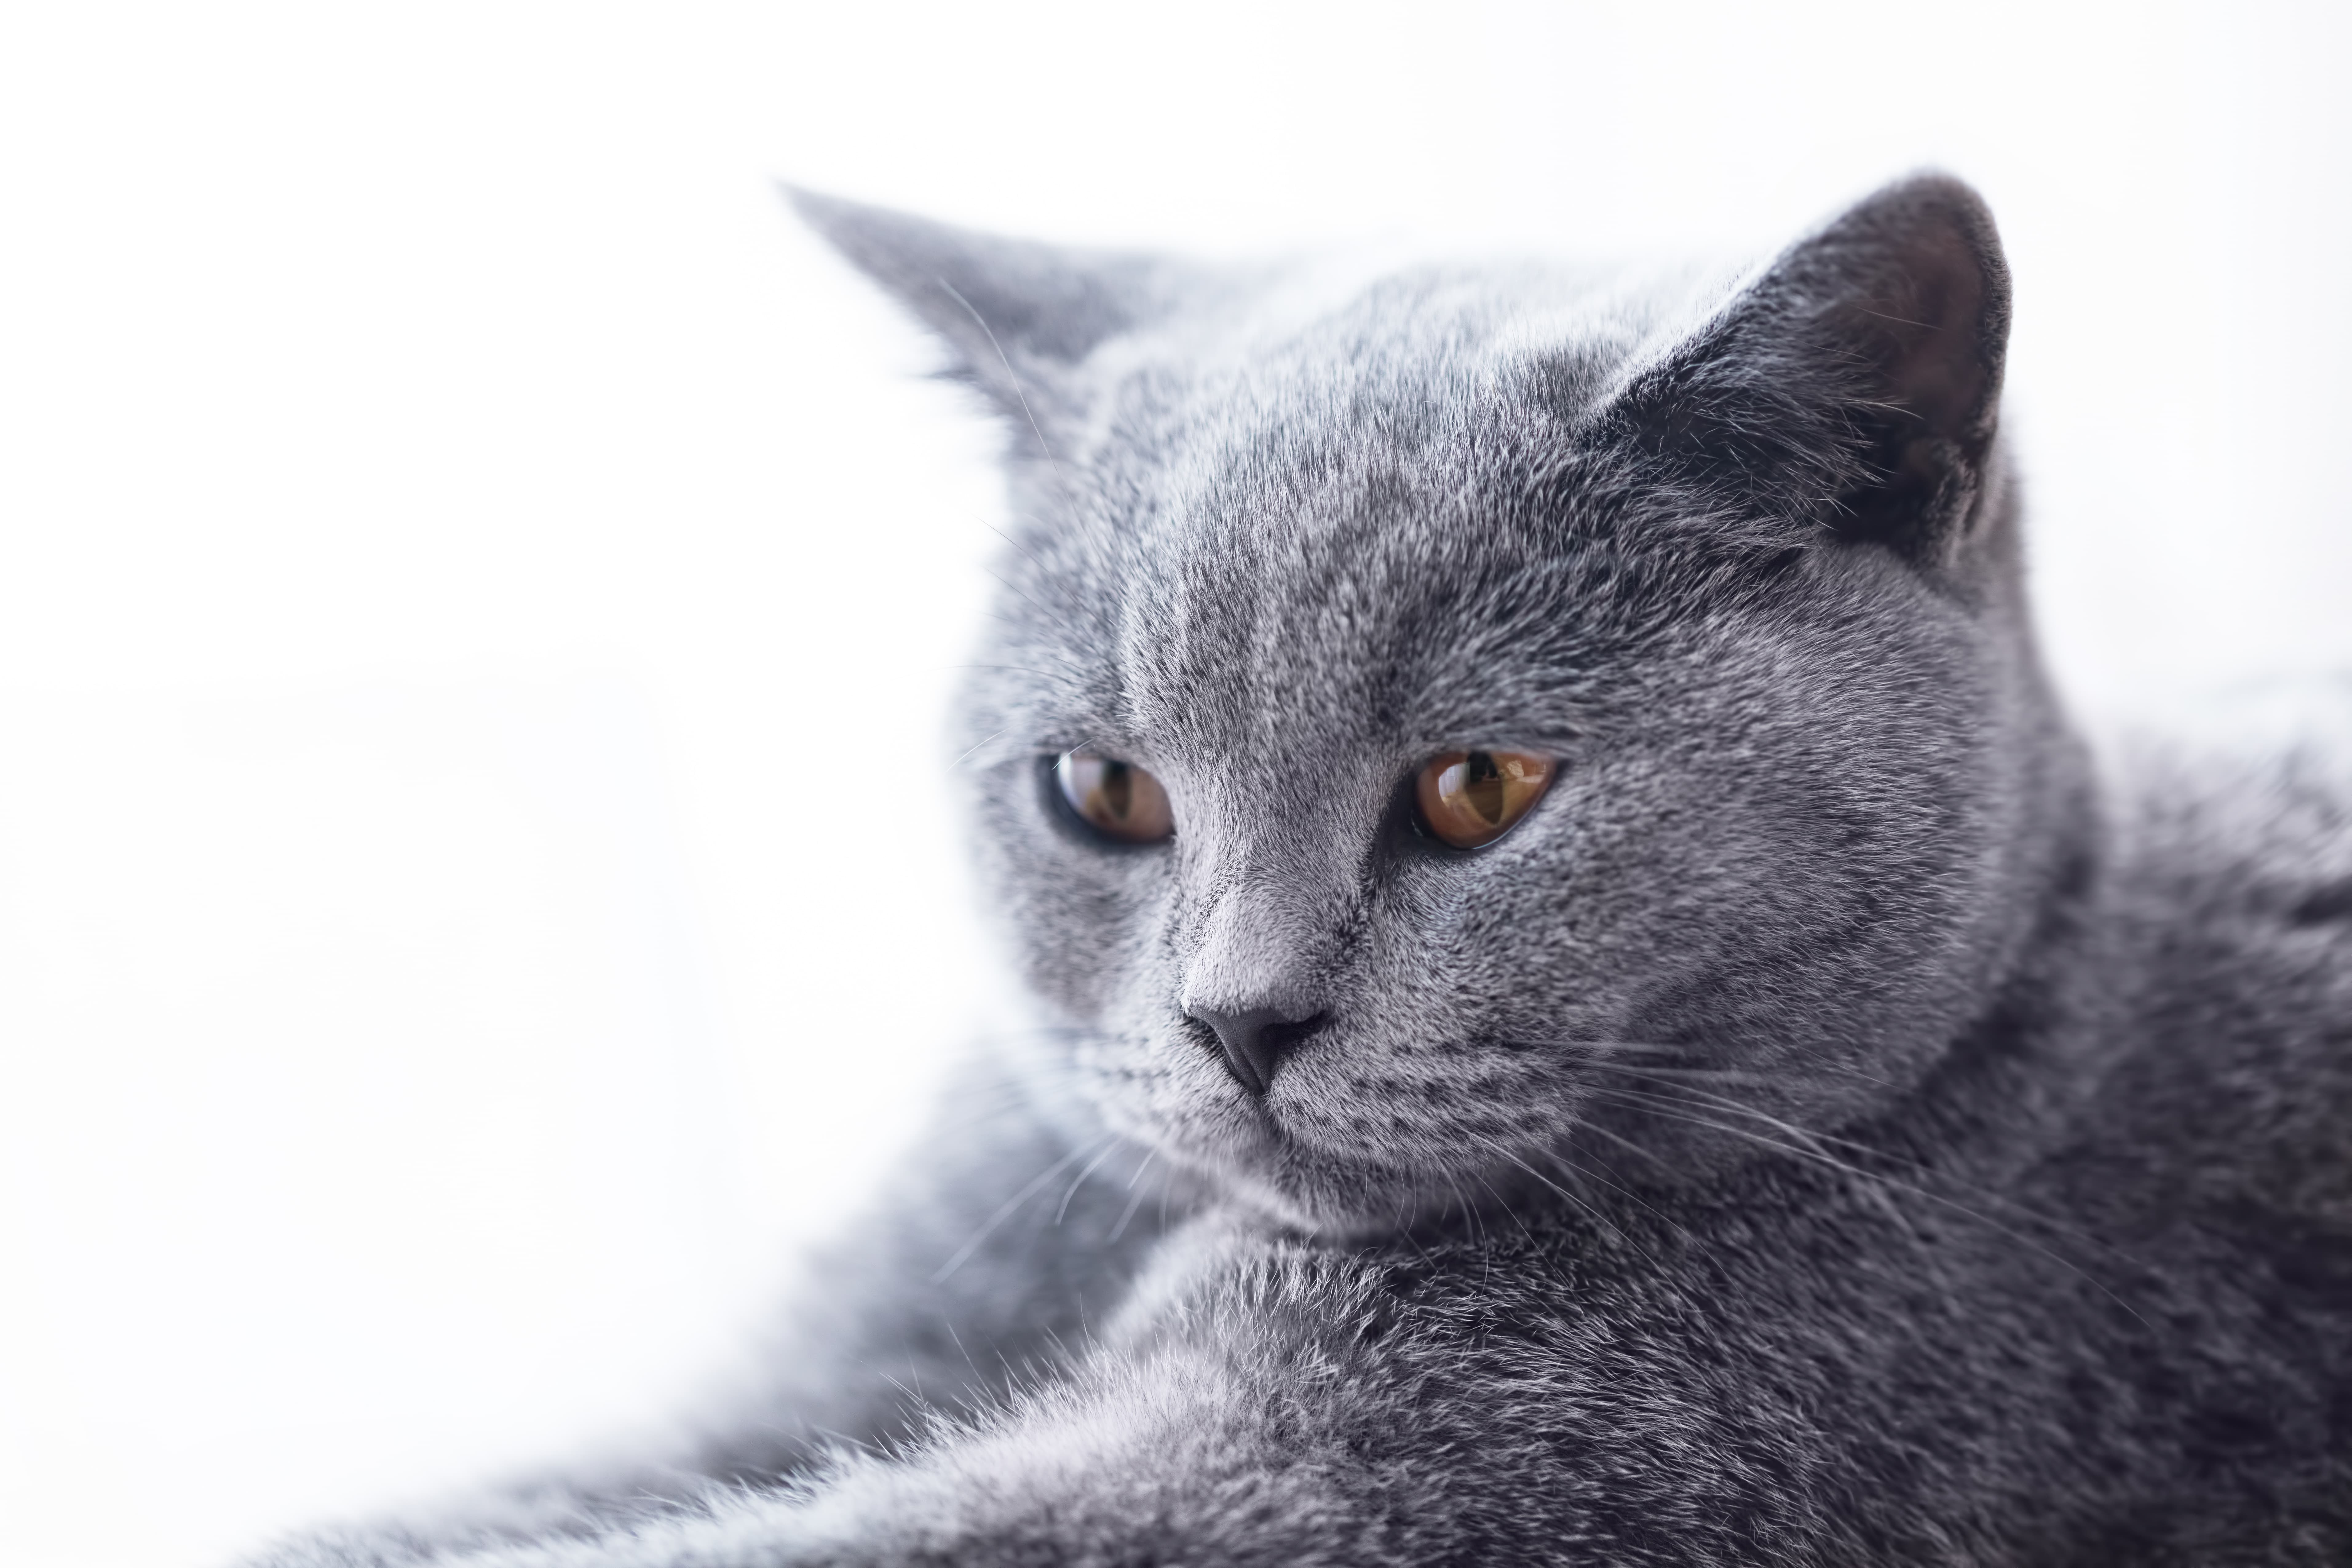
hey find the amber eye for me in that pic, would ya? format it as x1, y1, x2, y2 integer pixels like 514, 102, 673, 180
1055, 752, 1175, 845
1415, 749, 1554, 849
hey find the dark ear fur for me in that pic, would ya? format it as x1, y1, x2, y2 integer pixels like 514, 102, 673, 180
786, 187, 1189, 437
1607, 173, 2012, 565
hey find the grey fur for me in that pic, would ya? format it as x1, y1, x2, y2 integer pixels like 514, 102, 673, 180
245, 176, 2352, 1566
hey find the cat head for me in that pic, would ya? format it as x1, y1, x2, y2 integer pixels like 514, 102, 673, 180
798, 177, 2082, 1236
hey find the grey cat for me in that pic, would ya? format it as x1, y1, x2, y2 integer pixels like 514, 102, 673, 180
251, 174, 2352, 1567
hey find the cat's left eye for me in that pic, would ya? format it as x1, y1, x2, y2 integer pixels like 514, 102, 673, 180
1415, 749, 1554, 849
1055, 752, 1175, 845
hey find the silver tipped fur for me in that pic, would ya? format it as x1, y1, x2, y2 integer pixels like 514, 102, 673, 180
248, 177, 2352, 1566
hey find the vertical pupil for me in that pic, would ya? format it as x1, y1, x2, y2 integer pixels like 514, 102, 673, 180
1463, 751, 1505, 825
1099, 761, 1133, 821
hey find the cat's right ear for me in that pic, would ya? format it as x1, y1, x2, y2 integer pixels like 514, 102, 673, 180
786, 187, 1190, 445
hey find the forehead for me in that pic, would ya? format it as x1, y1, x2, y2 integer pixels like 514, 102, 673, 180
997, 271, 1667, 760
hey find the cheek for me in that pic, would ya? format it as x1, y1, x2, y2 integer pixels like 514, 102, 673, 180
971, 797, 1177, 1016
1367, 762, 1781, 1045
1535, 727, 1996, 1060
1397, 778, 1668, 1007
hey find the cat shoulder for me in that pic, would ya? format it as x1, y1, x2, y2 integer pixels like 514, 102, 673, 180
2103, 675, 2352, 940
2092, 678, 2352, 1227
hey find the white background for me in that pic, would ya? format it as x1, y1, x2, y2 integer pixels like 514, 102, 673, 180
2, 3, 2346, 1563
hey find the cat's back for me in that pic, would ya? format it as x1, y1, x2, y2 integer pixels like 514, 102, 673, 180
2084, 677, 2352, 1240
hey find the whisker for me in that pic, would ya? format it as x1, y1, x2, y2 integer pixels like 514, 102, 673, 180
979, 563, 1059, 623
981, 520, 1099, 625
1475, 1134, 1663, 1271
1545, 1135, 1700, 1246
1469, 1169, 1538, 1243
1565, 1111, 1698, 1182
1579, 1085, 2150, 1328
1510, 1035, 1905, 1095
1430, 1158, 1486, 1244
1107, 1150, 1159, 1244
931, 279, 1093, 548
1054, 1138, 1126, 1226
932, 1135, 1111, 1284
1580, 1062, 1778, 1087
1580, 1065, 2152, 1275
952, 728, 1008, 768
954, 663, 1089, 681
934, 280, 1060, 471
1505, 1035, 1713, 1062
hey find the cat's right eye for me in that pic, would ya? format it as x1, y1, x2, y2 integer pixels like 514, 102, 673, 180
1054, 752, 1175, 845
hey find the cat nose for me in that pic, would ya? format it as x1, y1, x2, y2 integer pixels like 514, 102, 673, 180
1185, 1003, 1328, 1097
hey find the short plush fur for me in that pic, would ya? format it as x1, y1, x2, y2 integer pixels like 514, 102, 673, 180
250, 176, 2352, 1566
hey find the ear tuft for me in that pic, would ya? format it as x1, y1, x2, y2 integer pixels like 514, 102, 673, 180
1611, 174, 2012, 565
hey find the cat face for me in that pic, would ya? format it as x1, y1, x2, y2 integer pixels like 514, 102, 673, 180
801, 178, 2079, 1235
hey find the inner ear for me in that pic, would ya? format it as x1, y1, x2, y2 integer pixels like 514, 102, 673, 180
1821, 208, 2003, 551
1601, 175, 2012, 568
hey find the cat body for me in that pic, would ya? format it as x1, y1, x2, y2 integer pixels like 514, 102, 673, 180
254, 177, 2352, 1566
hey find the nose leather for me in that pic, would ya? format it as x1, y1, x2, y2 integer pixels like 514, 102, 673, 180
1187, 1003, 1324, 1096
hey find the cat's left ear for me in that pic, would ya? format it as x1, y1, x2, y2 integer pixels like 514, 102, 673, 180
1604, 173, 2011, 567
788, 187, 1195, 444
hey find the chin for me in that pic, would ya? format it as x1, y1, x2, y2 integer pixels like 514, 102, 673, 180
1222, 1133, 1471, 1238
